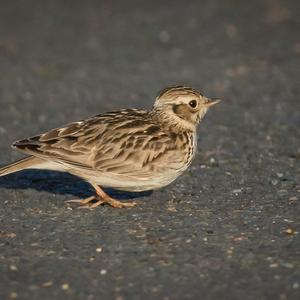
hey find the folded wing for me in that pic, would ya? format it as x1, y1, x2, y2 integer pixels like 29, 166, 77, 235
13, 110, 183, 177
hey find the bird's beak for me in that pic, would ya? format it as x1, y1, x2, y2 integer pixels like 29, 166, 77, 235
204, 98, 221, 107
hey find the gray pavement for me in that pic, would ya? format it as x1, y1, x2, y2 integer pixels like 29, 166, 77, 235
0, 0, 299, 299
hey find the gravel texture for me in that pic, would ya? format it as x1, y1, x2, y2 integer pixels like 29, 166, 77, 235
0, 0, 299, 299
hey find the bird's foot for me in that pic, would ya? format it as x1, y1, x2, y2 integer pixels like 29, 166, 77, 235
66, 196, 104, 209
66, 195, 137, 209
101, 195, 137, 208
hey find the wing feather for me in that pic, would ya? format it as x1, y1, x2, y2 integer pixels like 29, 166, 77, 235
12, 109, 184, 178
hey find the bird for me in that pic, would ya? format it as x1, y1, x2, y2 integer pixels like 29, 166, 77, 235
0, 86, 220, 209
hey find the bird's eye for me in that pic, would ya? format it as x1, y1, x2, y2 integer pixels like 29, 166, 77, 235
189, 100, 198, 108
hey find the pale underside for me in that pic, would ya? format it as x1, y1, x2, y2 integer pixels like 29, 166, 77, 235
13, 109, 197, 192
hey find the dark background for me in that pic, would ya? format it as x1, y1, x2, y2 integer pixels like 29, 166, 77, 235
0, 0, 299, 299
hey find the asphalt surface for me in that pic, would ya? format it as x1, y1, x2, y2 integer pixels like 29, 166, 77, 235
0, 1, 299, 299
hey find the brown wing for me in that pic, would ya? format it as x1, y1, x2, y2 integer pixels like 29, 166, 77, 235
13, 109, 183, 175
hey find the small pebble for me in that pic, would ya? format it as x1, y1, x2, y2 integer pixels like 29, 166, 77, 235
61, 283, 69, 290
227, 248, 233, 256
288, 196, 297, 202
232, 236, 246, 241
0, 231, 16, 238
283, 228, 294, 235
9, 265, 18, 271
167, 206, 177, 212
293, 283, 299, 289
42, 281, 53, 287
278, 189, 288, 196
232, 189, 242, 194
209, 157, 219, 166
100, 269, 107, 275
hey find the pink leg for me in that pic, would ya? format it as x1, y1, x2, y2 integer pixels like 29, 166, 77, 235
66, 182, 137, 209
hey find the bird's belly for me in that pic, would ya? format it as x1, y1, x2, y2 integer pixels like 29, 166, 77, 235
88, 168, 185, 192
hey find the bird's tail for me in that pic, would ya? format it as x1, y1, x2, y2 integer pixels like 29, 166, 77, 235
0, 156, 45, 177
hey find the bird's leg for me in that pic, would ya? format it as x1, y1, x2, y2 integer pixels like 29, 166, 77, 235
90, 182, 137, 208
66, 182, 137, 209
66, 195, 104, 209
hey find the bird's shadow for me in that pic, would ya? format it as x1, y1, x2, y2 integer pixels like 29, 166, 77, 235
0, 170, 152, 200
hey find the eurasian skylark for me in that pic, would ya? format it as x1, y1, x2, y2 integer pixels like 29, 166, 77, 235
0, 86, 220, 208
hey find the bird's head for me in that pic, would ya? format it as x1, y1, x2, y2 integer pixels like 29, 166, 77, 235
153, 86, 220, 130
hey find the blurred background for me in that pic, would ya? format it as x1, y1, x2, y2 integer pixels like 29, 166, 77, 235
0, 1, 299, 300
0, 1, 298, 145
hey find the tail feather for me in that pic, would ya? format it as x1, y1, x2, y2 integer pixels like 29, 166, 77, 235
0, 156, 45, 176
